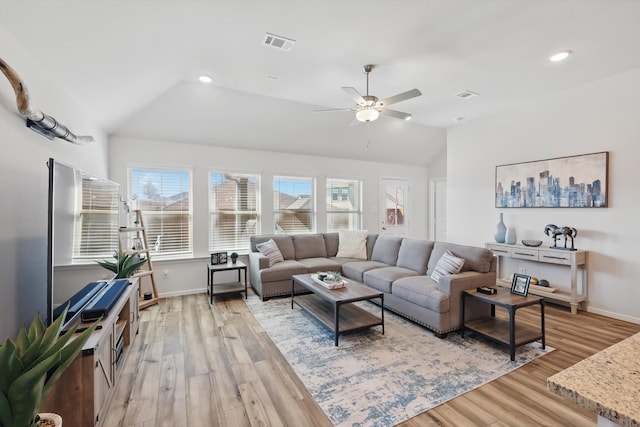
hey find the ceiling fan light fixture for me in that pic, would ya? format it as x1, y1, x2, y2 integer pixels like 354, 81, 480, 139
549, 50, 572, 62
356, 108, 379, 122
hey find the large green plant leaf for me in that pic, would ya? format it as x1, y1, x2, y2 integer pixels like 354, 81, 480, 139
0, 389, 12, 427
0, 340, 22, 395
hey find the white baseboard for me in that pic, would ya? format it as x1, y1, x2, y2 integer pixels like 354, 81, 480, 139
588, 306, 640, 325
158, 288, 207, 299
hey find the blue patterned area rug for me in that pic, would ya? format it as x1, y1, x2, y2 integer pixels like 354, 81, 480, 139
245, 295, 552, 427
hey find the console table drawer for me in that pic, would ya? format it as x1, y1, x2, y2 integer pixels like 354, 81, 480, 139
538, 250, 573, 265
486, 243, 512, 256
511, 248, 539, 261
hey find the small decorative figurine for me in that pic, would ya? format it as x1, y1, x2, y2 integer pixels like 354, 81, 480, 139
544, 224, 578, 251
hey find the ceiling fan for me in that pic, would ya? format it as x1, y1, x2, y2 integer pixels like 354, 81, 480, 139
317, 64, 422, 123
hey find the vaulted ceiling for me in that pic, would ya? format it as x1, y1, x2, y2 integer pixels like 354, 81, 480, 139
2, 1, 639, 165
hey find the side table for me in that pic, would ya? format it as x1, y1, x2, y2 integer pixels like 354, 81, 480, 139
207, 260, 248, 303
461, 288, 545, 361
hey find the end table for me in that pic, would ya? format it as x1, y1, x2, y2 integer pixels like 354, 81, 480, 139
207, 260, 248, 303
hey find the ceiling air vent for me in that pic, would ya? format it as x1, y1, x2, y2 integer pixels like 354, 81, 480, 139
455, 90, 479, 99
263, 33, 296, 51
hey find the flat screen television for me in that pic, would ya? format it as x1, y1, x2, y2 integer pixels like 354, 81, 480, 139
47, 158, 121, 328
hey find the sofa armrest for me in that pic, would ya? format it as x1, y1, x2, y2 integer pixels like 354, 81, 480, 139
437, 270, 496, 295
248, 252, 269, 287
438, 270, 497, 328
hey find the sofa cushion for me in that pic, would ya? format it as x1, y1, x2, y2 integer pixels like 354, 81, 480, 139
259, 260, 308, 282
336, 230, 368, 259
293, 234, 327, 259
273, 236, 296, 260
430, 250, 465, 283
297, 257, 341, 272
396, 239, 434, 274
393, 276, 450, 313
341, 260, 388, 282
371, 235, 404, 265
427, 242, 494, 275
364, 266, 420, 293
324, 233, 340, 257
256, 239, 284, 267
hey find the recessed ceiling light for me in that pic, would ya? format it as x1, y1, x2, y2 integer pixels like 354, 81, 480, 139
404, 115, 412, 121
198, 75, 213, 84
549, 50, 572, 62
265, 76, 278, 81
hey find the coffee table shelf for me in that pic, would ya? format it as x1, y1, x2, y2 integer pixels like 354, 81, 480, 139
295, 293, 384, 334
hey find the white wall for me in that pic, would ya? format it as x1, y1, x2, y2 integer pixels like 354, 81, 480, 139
0, 27, 110, 339
447, 69, 640, 323
109, 136, 430, 296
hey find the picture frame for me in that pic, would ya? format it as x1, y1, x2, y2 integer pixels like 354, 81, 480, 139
511, 274, 531, 297
133, 237, 144, 251
495, 151, 608, 208
210, 251, 228, 265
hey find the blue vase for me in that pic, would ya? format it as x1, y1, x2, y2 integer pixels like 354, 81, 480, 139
505, 227, 517, 244
494, 213, 506, 243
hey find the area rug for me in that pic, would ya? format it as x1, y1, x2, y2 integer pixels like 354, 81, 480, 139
245, 295, 553, 427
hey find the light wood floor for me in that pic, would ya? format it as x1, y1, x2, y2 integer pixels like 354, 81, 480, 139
104, 291, 640, 427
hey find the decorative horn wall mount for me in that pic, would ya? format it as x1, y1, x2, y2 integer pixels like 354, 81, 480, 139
0, 57, 94, 144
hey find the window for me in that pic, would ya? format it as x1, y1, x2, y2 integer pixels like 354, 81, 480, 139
128, 167, 192, 257
209, 171, 260, 253
326, 178, 362, 232
273, 175, 314, 234
73, 171, 120, 260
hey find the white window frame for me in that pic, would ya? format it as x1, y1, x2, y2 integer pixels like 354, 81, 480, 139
273, 175, 315, 234
208, 170, 261, 254
127, 166, 193, 258
326, 178, 363, 232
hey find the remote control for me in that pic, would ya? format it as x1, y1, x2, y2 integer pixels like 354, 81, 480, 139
477, 286, 497, 295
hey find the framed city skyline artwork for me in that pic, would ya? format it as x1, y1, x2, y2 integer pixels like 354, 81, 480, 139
495, 151, 608, 208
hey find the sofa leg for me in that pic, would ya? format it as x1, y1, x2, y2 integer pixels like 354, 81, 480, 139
433, 331, 448, 339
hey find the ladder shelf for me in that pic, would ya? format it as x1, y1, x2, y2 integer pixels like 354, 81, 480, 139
119, 210, 159, 309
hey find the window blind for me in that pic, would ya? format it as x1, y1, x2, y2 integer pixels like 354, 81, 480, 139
128, 167, 192, 256
326, 178, 363, 232
73, 172, 120, 259
209, 171, 260, 253
273, 175, 314, 234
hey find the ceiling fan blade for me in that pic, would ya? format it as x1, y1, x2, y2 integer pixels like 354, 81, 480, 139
379, 108, 412, 121
314, 107, 354, 112
378, 89, 422, 107
342, 87, 365, 104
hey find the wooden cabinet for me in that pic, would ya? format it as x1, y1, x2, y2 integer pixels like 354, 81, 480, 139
40, 279, 140, 427
486, 242, 588, 314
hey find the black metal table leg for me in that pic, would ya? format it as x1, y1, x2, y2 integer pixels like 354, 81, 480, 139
509, 306, 516, 361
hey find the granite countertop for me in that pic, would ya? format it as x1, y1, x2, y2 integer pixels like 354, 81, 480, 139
547, 332, 640, 427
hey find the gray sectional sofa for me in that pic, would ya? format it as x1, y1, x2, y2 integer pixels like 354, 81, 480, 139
248, 233, 496, 337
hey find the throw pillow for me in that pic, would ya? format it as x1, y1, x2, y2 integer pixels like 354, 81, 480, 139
336, 230, 368, 259
256, 239, 284, 267
430, 250, 465, 283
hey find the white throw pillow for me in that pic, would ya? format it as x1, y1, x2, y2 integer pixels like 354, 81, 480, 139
336, 230, 368, 259
256, 239, 284, 267
430, 250, 465, 283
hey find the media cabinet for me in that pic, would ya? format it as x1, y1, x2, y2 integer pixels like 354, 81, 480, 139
40, 278, 140, 427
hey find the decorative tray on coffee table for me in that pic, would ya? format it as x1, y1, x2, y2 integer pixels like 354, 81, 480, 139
311, 273, 346, 289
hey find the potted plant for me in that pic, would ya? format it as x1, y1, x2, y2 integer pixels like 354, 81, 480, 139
0, 306, 98, 427
230, 252, 239, 264
96, 250, 148, 278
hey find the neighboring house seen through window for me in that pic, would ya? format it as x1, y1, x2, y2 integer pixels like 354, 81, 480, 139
128, 167, 192, 257
209, 171, 261, 254
273, 175, 315, 234
326, 178, 362, 232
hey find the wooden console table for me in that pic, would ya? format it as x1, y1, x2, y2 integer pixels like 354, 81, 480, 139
486, 242, 588, 314
40, 278, 140, 427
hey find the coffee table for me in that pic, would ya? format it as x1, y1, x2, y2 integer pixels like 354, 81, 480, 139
291, 274, 384, 346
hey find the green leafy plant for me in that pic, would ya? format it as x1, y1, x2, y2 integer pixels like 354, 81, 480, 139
96, 250, 147, 279
0, 306, 99, 427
